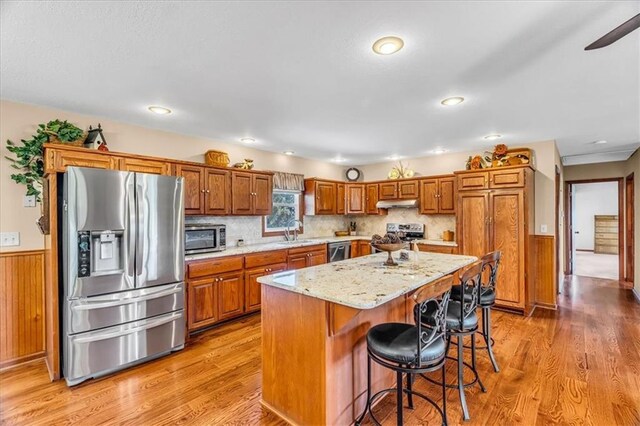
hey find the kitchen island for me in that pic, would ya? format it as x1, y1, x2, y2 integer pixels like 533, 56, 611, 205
258, 251, 476, 425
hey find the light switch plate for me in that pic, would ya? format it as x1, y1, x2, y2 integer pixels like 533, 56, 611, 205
23, 195, 36, 207
540, 224, 548, 233
0, 232, 20, 247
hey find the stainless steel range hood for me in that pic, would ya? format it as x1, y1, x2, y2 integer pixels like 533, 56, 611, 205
375, 199, 419, 209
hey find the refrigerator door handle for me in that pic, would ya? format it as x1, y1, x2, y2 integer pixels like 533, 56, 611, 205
125, 175, 136, 286
135, 180, 144, 280
72, 312, 183, 344
72, 286, 183, 310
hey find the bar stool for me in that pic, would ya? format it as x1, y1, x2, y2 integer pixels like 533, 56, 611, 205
421, 260, 486, 421
450, 251, 501, 372
355, 274, 455, 426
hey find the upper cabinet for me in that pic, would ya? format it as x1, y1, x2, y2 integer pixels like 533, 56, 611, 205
119, 158, 172, 175
304, 179, 337, 215
176, 164, 207, 215
378, 179, 419, 200
232, 171, 273, 216
365, 183, 386, 215
176, 165, 233, 216
336, 183, 346, 215
346, 184, 366, 215
457, 167, 526, 192
419, 176, 456, 214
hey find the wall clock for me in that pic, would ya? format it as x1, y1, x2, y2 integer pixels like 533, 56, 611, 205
346, 168, 361, 182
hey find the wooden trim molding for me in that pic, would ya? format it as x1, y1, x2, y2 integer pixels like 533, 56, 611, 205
0, 249, 45, 369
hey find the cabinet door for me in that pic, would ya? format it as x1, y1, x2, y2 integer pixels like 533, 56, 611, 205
48, 149, 119, 173
489, 168, 525, 189
416, 244, 455, 254
176, 165, 205, 215
336, 183, 346, 215
458, 172, 488, 191
365, 184, 381, 214
307, 251, 327, 267
350, 241, 360, 258
346, 184, 366, 214
379, 182, 398, 200
218, 272, 245, 320
398, 180, 419, 199
188, 278, 218, 330
245, 263, 287, 312
315, 182, 337, 215
205, 169, 231, 215
120, 158, 172, 175
458, 192, 490, 258
358, 241, 372, 256
253, 174, 273, 215
232, 171, 254, 215
490, 191, 525, 307
420, 179, 439, 214
288, 254, 308, 270
438, 177, 456, 214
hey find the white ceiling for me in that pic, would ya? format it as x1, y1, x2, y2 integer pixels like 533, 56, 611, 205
1, 1, 639, 165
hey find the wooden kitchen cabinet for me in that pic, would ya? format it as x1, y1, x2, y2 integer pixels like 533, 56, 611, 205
455, 165, 534, 314
351, 239, 372, 257
245, 263, 287, 313
232, 171, 273, 215
416, 243, 457, 254
287, 244, 328, 269
187, 277, 219, 330
379, 182, 398, 200
419, 176, 456, 214
379, 180, 419, 200
336, 183, 346, 215
205, 169, 231, 215
176, 164, 206, 215
365, 184, 386, 215
346, 184, 366, 214
304, 179, 338, 215
218, 271, 246, 321
119, 157, 172, 175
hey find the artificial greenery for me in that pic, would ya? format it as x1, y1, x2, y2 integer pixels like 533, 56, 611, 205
5, 120, 84, 202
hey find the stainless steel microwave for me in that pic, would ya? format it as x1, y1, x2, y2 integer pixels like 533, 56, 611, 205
185, 224, 226, 254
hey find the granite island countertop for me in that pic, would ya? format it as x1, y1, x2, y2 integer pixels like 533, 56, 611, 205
185, 236, 457, 261
257, 251, 476, 309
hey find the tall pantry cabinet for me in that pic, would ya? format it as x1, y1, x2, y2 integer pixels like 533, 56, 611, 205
455, 165, 536, 315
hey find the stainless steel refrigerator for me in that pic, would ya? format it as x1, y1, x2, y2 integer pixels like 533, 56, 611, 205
62, 167, 185, 386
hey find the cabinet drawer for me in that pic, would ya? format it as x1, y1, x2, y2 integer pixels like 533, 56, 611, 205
244, 250, 288, 269
489, 168, 524, 188
458, 172, 488, 190
119, 158, 172, 175
416, 244, 456, 254
187, 256, 244, 279
46, 149, 119, 173
288, 244, 327, 255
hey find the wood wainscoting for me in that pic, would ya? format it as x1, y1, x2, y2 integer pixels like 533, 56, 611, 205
532, 235, 557, 309
0, 250, 45, 369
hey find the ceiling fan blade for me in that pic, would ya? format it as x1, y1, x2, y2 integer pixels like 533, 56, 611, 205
585, 13, 640, 50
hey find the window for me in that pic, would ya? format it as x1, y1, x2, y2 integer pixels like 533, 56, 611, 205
263, 190, 302, 235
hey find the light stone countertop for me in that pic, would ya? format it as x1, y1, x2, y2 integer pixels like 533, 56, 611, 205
185, 235, 457, 261
257, 251, 476, 309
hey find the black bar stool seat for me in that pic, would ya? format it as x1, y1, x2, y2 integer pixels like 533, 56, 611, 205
451, 285, 496, 306
367, 323, 447, 365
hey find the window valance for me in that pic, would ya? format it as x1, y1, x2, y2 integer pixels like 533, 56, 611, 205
272, 172, 305, 192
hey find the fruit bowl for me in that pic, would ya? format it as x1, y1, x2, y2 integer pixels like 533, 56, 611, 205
371, 243, 405, 266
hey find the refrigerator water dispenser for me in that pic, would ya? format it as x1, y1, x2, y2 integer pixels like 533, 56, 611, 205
89, 231, 123, 275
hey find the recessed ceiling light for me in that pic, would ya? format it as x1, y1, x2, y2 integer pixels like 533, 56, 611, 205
148, 105, 172, 115
240, 137, 255, 143
484, 134, 502, 140
387, 155, 401, 161
332, 157, 347, 163
283, 151, 295, 156
441, 97, 465, 106
431, 148, 449, 154
372, 36, 404, 55
592, 140, 608, 144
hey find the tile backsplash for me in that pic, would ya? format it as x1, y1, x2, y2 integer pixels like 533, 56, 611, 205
186, 209, 456, 247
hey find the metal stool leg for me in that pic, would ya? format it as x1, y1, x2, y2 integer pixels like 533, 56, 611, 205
457, 335, 470, 421
407, 373, 414, 409
442, 364, 448, 426
471, 332, 486, 392
483, 307, 500, 372
396, 371, 404, 425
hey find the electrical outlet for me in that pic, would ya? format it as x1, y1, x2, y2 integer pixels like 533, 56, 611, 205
540, 224, 548, 233
23, 195, 36, 207
0, 232, 20, 247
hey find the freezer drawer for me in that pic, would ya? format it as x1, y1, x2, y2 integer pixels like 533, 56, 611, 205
67, 282, 184, 334
65, 311, 185, 386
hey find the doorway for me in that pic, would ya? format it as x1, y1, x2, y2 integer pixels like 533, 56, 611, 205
564, 179, 623, 280
625, 173, 634, 283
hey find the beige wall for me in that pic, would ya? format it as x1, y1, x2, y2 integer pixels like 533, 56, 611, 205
0, 100, 345, 251
356, 139, 561, 236
564, 160, 629, 181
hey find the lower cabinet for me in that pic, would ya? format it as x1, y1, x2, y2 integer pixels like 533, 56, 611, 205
287, 244, 327, 269
244, 263, 287, 313
351, 240, 372, 258
416, 244, 457, 255
187, 277, 219, 330
218, 272, 245, 321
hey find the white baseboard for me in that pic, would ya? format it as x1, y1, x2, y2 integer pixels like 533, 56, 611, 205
633, 288, 640, 304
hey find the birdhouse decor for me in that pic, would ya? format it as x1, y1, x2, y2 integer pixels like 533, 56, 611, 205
84, 123, 108, 151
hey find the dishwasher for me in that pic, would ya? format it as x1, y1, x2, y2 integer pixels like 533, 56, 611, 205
327, 241, 351, 263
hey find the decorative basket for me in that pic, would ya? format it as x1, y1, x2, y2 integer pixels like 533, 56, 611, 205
334, 230, 350, 237
48, 132, 87, 147
205, 150, 230, 167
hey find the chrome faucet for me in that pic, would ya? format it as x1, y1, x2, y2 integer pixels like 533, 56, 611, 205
284, 219, 304, 242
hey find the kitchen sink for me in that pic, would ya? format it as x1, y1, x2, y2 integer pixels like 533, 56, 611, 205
275, 240, 313, 245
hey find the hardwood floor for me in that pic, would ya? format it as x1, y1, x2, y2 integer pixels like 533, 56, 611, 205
1, 275, 639, 425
